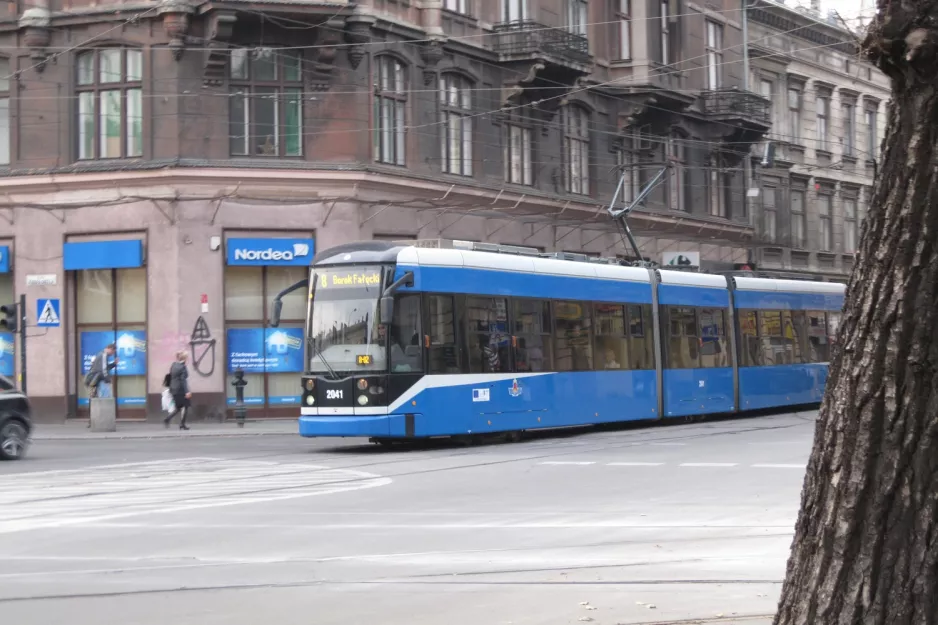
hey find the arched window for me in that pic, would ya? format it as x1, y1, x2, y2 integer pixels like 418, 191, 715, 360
76, 48, 143, 160
563, 105, 590, 195
667, 131, 686, 212
504, 107, 533, 186
439, 73, 473, 176
229, 48, 303, 157
374, 56, 407, 166
0, 57, 9, 165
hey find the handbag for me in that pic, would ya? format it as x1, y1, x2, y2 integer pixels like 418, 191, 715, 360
161, 388, 176, 413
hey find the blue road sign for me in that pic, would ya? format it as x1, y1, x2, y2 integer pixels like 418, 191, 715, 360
37, 298, 61, 327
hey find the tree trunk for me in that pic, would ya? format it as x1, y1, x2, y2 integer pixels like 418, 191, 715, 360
773, 5, 938, 625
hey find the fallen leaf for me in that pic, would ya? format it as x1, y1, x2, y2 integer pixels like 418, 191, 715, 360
647, 604, 656, 609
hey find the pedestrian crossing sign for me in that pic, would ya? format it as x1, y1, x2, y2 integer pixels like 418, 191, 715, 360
37, 298, 60, 327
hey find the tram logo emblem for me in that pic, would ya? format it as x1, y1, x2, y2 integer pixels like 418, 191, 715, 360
508, 379, 522, 397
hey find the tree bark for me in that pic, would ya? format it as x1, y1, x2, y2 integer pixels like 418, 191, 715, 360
773, 3, 938, 625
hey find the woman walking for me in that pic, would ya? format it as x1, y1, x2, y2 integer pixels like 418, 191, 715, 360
164, 350, 192, 430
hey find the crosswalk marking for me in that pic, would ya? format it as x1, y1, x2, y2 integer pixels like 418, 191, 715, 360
0, 458, 391, 534
539, 461, 596, 465
679, 462, 738, 467
536, 461, 803, 468
751, 463, 805, 469
607, 462, 665, 466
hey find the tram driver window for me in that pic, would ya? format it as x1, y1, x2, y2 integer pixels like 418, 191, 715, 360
466, 296, 510, 373
389, 295, 423, 373
553, 301, 592, 371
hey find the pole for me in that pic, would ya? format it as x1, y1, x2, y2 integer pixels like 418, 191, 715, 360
742, 0, 755, 227
232, 368, 247, 428
19, 293, 26, 394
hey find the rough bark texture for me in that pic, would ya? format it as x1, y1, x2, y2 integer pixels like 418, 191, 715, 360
772, 3, 938, 624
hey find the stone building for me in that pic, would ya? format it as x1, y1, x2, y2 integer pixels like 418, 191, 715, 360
0, 0, 771, 420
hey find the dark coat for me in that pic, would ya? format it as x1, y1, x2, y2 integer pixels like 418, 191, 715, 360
169, 361, 190, 396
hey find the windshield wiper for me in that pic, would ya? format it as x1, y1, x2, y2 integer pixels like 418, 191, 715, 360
314, 346, 339, 381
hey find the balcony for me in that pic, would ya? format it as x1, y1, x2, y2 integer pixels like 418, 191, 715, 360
492, 20, 591, 68
699, 88, 771, 127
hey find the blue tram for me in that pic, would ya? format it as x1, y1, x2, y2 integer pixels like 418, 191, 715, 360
269, 240, 844, 441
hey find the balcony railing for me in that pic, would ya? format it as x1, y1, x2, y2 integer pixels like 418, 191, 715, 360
699, 89, 771, 126
492, 20, 591, 66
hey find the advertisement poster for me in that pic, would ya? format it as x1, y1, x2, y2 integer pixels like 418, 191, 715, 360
226, 327, 303, 405
79, 330, 147, 406
0, 332, 14, 377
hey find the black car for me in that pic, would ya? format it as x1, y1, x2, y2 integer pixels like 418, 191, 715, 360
0, 374, 31, 460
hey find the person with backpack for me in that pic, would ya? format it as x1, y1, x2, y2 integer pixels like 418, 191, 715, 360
163, 350, 192, 430
85, 343, 117, 399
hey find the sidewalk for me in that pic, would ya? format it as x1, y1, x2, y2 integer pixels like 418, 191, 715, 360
30, 419, 299, 441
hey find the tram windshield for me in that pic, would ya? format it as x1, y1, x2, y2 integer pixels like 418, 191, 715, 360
308, 266, 386, 374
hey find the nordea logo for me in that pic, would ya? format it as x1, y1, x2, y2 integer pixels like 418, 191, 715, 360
233, 243, 310, 262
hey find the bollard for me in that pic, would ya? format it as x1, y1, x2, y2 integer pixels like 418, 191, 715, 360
232, 369, 248, 428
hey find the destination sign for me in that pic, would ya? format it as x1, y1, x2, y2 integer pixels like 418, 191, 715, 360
318, 269, 381, 289
357, 355, 373, 366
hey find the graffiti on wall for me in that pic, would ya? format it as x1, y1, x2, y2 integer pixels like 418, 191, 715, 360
189, 316, 216, 377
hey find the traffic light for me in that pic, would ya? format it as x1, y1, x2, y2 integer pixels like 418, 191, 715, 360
0, 303, 17, 332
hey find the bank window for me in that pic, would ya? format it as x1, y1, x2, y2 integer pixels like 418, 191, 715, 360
390, 294, 423, 373
738, 309, 760, 367
77, 48, 143, 160
628, 304, 654, 369
806, 310, 829, 362
466, 296, 510, 373
427, 294, 458, 373
554, 301, 591, 371
224, 264, 307, 411
593, 304, 628, 370
0, 269, 12, 378
513, 298, 552, 372
229, 48, 303, 157
75, 267, 147, 413
698, 308, 729, 368
667, 306, 698, 369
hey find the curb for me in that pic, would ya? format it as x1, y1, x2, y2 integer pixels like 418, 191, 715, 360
31, 429, 299, 441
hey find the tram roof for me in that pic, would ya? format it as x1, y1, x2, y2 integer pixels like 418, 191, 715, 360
733, 276, 846, 295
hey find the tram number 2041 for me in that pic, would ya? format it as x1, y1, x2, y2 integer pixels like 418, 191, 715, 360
326, 389, 344, 400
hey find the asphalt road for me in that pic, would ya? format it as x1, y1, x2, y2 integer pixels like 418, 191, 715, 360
0, 411, 817, 625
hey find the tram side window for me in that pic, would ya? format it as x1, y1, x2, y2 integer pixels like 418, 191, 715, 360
786, 310, 808, 364
667, 306, 699, 369
698, 308, 730, 368
466, 296, 510, 373
513, 299, 553, 372
593, 304, 628, 370
628, 304, 655, 370
806, 311, 829, 362
427, 295, 459, 374
554, 301, 592, 371
759, 310, 784, 366
390, 294, 423, 373
738, 309, 761, 366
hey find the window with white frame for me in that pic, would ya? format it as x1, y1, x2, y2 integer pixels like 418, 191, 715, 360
563, 106, 590, 195
842, 101, 855, 157
791, 188, 806, 247
660, 0, 670, 65
818, 193, 832, 251
616, 0, 631, 60
503, 0, 527, 21
77, 48, 143, 160
504, 112, 533, 185
844, 196, 858, 253
866, 107, 878, 157
788, 86, 802, 143
816, 94, 830, 152
667, 132, 686, 211
229, 48, 303, 157
444, 0, 468, 14
705, 21, 723, 90
0, 58, 9, 165
763, 185, 777, 242
440, 74, 473, 176
567, 0, 588, 36
374, 56, 407, 166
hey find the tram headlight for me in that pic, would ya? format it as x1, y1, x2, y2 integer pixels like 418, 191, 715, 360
357, 395, 369, 406
368, 385, 384, 395
357, 378, 369, 391
305, 395, 315, 406
304, 379, 315, 391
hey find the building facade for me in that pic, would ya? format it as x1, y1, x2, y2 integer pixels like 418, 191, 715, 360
0, 0, 775, 421
748, 0, 890, 280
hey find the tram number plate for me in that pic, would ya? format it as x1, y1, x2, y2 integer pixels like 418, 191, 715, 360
326, 389, 344, 400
